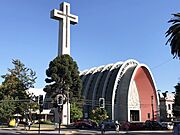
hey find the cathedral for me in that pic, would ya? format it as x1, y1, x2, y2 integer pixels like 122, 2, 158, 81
49, 2, 160, 124
80, 59, 159, 122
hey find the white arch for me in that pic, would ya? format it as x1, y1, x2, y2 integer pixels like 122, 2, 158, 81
92, 64, 113, 107
83, 66, 104, 98
111, 59, 139, 120
129, 64, 159, 121
81, 67, 96, 83
102, 61, 123, 98
80, 70, 88, 76
82, 67, 97, 97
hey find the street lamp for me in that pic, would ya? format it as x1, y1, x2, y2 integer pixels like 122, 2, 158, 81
38, 95, 44, 135
67, 88, 70, 125
151, 96, 154, 121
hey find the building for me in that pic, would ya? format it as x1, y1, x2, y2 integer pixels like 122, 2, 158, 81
28, 88, 53, 122
159, 91, 175, 122
80, 59, 159, 122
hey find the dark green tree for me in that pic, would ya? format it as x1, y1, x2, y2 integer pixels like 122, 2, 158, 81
0, 85, 3, 100
166, 13, 180, 59
44, 55, 82, 103
173, 83, 180, 118
0, 96, 15, 123
0, 59, 37, 115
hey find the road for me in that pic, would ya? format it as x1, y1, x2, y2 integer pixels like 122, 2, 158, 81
0, 128, 173, 135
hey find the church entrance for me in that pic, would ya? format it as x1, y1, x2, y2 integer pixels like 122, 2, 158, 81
130, 110, 139, 121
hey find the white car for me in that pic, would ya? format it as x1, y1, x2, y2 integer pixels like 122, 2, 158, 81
161, 122, 173, 130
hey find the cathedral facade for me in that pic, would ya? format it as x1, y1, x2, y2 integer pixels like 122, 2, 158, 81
80, 59, 159, 122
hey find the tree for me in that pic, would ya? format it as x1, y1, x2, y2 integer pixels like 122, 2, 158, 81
90, 107, 109, 124
166, 13, 180, 119
173, 83, 180, 118
166, 13, 180, 59
70, 102, 83, 121
0, 59, 37, 115
44, 55, 82, 103
0, 96, 15, 123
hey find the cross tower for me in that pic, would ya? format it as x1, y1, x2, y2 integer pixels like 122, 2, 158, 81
51, 2, 78, 56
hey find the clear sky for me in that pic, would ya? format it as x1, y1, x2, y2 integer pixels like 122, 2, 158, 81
0, 0, 180, 92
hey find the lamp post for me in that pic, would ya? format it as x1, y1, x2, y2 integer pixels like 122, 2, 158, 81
151, 96, 154, 121
58, 106, 61, 134
38, 95, 43, 135
67, 88, 70, 125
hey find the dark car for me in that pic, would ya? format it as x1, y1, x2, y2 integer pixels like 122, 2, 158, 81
100, 120, 116, 130
73, 119, 97, 129
144, 120, 167, 130
121, 121, 144, 131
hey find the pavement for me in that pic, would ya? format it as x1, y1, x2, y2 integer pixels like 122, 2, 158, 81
0, 125, 79, 134
0, 126, 174, 135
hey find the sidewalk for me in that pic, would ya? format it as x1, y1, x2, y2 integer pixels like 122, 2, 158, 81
0, 125, 78, 134
0, 126, 173, 135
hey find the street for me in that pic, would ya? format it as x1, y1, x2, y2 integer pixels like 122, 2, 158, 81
0, 128, 173, 135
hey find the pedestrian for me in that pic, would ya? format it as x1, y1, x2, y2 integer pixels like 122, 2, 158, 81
101, 122, 105, 135
27, 121, 32, 130
15, 118, 20, 128
115, 121, 120, 133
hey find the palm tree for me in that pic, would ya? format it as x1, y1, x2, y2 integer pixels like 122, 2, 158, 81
166, 13, 180, 59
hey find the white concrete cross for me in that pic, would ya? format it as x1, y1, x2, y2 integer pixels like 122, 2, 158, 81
51, 2, 78, 56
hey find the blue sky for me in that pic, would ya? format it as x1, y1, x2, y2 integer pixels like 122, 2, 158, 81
0, 0, 180, 92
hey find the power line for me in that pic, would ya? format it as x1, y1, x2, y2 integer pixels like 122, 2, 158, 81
152, 58, 173, 70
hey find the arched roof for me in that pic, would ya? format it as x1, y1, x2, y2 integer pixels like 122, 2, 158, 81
92, 64, 113, 106
80, 59, 158, 121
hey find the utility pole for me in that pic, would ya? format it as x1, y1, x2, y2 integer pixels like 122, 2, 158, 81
151, 96, 154, 121
57, 94, 63, 134
67, 89, 70, 125
58, 106, 61, 134
38, 95, 44, 135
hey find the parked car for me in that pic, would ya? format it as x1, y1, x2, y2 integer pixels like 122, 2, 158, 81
99, 120, 116, 130
161, 122, 173, 130
121, 121, 144, 131
130, 122, 144, 130
173, 121, 180, 134
73, 119, 97, 129
144, 120, 167, 130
